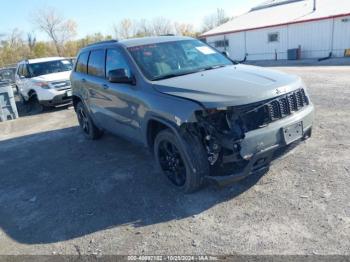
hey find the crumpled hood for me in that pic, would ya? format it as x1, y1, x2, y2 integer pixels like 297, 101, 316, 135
32, 71, 71, 82
152, 64, 302, 108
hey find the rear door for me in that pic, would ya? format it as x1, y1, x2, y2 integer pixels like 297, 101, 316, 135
83, 49, 110, 128
72, 51, 90, 98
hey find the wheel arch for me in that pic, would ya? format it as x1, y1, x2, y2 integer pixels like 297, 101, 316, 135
72, 95, 82, 110
146, 118, 171, 151
145, 116, 197, 173
27, 89, 37, 101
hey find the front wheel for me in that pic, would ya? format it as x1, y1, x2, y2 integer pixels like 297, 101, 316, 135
76, 102, 103, 140
154, 129, 209, 193
28, 93, 44, 113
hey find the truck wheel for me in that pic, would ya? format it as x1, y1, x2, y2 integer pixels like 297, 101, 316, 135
76, 102, 103, 140
154, 129, 209, 193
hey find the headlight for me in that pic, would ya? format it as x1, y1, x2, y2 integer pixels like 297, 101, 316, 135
34, 81, 50, 89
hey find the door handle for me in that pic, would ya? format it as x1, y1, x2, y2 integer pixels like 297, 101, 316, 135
82, 78, 87, 83
102, 84, 109, 89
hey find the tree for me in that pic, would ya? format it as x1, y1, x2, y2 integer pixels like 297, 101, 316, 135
174, 22, 196, 37
8, 28, 24, 48
151, 17, 174, 36
27, 32, 37, 53
202, 8, 231, 32
135, 19, 153, 37
0, 29, 30, 67
33, 7, 77, 56
32, 41, 54, 58
113, 19, 136, 39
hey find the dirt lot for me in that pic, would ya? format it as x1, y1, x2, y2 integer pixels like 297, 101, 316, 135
0, 66, 349, 255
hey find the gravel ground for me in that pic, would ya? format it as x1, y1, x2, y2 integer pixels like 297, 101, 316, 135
0, 66, 349, 255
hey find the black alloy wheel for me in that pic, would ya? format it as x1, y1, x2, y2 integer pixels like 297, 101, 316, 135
77, 105, 90, 135
158, 139, 187, 187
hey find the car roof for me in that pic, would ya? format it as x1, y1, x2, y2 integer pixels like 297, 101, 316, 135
118, 36, 194, 47
80, 36, 195, 53
19, 57, 67, 64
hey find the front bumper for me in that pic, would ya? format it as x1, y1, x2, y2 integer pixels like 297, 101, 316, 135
205, 104, 314, 186
40, 92, 72, 107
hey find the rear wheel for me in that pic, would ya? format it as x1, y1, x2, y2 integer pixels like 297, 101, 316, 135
76, 102, 103, 140
154, 129, 209, 193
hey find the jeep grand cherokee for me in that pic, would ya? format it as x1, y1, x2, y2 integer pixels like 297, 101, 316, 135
71, 36, 314, 193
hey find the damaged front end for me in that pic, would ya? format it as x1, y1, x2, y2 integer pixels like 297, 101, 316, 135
181, 88, 313, 185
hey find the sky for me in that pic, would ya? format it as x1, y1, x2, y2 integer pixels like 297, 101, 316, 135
0, 0, 266, 40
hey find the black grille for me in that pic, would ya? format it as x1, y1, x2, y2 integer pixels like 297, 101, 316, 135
267, 89, 309, 120
240, 88, 309, 132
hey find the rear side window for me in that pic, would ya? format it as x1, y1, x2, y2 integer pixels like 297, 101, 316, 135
88, 50, 105, 77
76, 52, 89, 74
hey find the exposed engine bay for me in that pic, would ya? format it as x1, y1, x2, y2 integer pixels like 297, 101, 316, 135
185, 88, 310, 169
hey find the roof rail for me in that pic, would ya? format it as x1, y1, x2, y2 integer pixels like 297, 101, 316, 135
86, 39, 119, 47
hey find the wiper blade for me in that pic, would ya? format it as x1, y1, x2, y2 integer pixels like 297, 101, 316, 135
152, 70, 201, 81
152, 65, 228, 81
202, 65, 227, 71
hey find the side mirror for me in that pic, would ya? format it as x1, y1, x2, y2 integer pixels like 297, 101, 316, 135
222, 51, 230, 57
108, 69, 133, 84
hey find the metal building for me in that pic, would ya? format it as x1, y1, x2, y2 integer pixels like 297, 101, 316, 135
201, 0, 350, 61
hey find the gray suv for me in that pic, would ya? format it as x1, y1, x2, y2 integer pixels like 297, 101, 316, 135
71, 36, 314, 193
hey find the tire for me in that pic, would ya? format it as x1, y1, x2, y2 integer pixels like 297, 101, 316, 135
28, 93, 44, 113
154, 129, 209, 193
19, 93, 27, 105
76, 101, 103, 140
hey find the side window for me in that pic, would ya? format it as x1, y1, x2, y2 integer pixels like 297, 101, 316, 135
17, 65, 23, 76
76, 52, 89, 74
214, 40, 229, 48
88, 50, 106, 77
22, 65, 29, 78
106, 49, 131, 78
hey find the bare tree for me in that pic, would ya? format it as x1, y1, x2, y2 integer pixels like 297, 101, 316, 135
202, 8, 231, 32
0, 28, 29, 66
33, 7, 77, 55
27, 32, 36, 52
174, 22, 195, 36
135, 19, 153, 37
113, 19, 136, 39
8, 28, 24, 48
151, 17, 174, 36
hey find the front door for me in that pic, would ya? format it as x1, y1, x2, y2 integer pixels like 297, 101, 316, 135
87, 48, 142, 142
15, 64, 29, 97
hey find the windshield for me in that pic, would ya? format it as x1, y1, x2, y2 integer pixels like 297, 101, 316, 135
28, 60, 73, 77
127, 40, 233, 81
